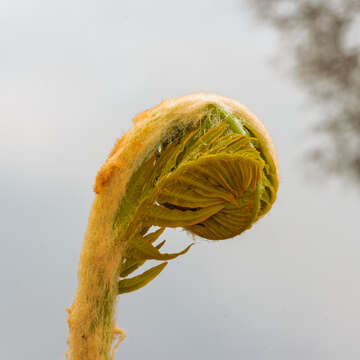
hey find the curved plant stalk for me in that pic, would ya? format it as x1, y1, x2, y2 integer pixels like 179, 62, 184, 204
66, 93, 279, 360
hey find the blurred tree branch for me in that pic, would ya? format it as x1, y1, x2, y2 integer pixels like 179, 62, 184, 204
247, 0, 360, 183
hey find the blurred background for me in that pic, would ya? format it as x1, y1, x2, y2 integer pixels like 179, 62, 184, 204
1, 1, 359, 359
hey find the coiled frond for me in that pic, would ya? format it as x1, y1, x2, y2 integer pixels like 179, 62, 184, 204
67, 93, 279, 360
116, 104, 278, 293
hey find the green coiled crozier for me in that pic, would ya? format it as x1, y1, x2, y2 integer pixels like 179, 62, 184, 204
66, 93, 279, 360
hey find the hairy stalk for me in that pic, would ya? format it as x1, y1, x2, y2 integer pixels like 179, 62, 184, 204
66, 93, 279, 360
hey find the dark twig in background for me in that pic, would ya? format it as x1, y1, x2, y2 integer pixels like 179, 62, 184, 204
247, 0, 360, 183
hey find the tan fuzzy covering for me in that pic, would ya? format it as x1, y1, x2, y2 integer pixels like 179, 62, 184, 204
95, 92, 279, 198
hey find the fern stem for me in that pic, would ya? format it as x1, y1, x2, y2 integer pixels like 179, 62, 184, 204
67, 195, 127, 360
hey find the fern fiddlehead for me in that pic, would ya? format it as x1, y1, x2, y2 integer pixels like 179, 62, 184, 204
66, 93, 279, 360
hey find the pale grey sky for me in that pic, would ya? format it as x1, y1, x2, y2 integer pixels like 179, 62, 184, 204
1, 1, 360, 359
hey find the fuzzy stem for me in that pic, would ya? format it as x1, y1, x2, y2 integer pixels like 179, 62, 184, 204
67, 194, 127, 360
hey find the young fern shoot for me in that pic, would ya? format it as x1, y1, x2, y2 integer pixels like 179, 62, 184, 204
66, 93, 279, 360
